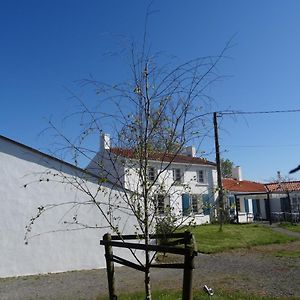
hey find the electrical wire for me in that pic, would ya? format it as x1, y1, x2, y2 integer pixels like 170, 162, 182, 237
218, 108, 300, 116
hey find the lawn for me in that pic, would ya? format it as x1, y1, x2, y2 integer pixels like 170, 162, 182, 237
98, 289, 299, 300
182, 224, 296, 253
279, 223, 300, 233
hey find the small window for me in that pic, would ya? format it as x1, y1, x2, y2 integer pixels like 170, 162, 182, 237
173, 168, 182, 183
236, 198, 241, 212
156, 194, 170, 215
197, 170, 204, 183
292, 197, 299, 211
147, 166, 156, 182
244, 198, 249, 213
191, 194, 201, 214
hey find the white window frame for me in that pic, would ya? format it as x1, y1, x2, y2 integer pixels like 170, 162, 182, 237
156, 194, 170, 215
191, 194, 203, 214
197, 170, 206, 183
147, 166, 156, 182
173, 168, 183, 184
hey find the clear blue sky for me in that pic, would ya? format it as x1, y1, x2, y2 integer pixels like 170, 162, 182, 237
1, 0, 300, 182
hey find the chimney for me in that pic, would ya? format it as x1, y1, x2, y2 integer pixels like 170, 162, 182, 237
277, 171, 282, 183
232, 166, 242, 181
100, 133, 110, 152
182, 146, 196, 157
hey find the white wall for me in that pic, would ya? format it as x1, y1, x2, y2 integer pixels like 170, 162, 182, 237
124, 160, 216, 225
0, 138, 141, 278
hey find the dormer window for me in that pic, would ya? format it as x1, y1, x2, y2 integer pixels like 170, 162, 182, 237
173, 168, 182, 184
147, 166, 156, 182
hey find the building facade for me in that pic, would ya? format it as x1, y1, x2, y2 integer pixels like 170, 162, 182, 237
87, 134, 218, 226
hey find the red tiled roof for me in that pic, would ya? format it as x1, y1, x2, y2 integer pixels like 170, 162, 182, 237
265, 181, 300, 193
222, 178, 267, 193
109, 148, 216, 166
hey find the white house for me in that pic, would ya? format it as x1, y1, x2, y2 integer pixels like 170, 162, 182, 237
223, 167, 300, 223
223, 177, 269, 223
87, 134, 218, 226
0, 135, 141, 278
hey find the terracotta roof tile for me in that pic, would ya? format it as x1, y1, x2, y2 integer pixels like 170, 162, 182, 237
222, 178, 267, 193
265, 181, 300, 192
109, 148, 216, 166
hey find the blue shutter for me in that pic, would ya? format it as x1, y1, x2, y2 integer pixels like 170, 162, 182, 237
202, 194, 210, 215
182, 194, 190, 216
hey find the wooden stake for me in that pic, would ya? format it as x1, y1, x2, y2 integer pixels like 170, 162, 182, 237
103, 233, 117, 300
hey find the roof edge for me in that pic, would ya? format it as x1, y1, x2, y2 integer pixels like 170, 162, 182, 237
0, 134, 100, 180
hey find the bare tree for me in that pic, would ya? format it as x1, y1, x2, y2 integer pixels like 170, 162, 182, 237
25, 31, 230, 298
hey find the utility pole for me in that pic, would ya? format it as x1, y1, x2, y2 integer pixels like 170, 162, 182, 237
213, 112, 224, 230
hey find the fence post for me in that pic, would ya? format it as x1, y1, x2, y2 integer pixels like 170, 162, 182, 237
103, 233, 117, 300
182, 231, 195, 300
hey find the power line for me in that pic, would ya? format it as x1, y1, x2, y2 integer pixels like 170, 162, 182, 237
224, 144, 300, 149
218, 108, 300, 116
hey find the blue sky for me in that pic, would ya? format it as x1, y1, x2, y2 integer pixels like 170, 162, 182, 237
1, 0, 300, 182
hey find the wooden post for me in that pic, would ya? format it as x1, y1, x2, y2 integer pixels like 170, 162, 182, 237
103, 233, 117, 300
234, 195, 239, 224
267, 193, 272, 225
182, 231, 195, 300
213, 112, 224, 230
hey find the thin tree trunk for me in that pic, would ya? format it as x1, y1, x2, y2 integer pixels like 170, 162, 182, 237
144, 249, 151, 300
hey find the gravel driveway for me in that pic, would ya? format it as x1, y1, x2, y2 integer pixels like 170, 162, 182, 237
1, 240, 300, 300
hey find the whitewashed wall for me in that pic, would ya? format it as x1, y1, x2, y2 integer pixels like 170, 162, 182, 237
0, 137, 141, 278
121, 159, 216, 225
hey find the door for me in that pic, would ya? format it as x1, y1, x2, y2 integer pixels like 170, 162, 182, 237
252, 199, 261, 220
280, 197, 291, 213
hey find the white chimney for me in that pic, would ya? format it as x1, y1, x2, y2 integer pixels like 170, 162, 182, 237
232, 166, 242, 181
182, 146, 196, 157
100, 133, 110, 151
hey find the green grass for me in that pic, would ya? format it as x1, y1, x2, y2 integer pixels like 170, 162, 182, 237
98, 289, 298, 299
275, 250, 300, 258
279, 223, 300, 233
182, 224, 296, 253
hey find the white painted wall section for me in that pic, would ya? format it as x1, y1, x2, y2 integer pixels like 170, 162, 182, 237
0, 137, 141, 278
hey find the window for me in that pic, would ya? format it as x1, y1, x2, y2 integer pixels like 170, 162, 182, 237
197, 170, 205, 183
291, 196, 300, 211
182, 194, 203, 215
191, 194, 202, 214
244, 198, 249, 213
229, 196, 235, 215
147, 166, 156, 182
173, 168, 182, 184
236, 198, 241, 212
292, 197, 297, 210
156, 194, 170, 215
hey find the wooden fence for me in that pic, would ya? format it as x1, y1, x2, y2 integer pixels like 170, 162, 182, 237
100, 231, 197, 300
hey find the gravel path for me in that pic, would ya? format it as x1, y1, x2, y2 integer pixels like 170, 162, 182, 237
269, 225, 300, 239
1, 240, 300, 300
